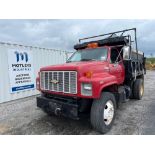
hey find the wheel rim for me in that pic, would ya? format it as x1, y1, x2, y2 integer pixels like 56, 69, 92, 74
103, 100, 114, 126
140, 84, 144, 97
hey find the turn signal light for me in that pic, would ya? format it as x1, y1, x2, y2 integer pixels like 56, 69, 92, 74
84, 71, 93, 78
87, 43, 98, 48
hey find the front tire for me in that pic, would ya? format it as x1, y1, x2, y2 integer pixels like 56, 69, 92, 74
90, 92, 116, 134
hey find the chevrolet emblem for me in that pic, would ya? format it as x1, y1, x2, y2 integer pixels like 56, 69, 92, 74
50, 79, 59, 84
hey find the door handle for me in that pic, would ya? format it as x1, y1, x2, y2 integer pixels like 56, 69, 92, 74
113, 64, 118, 67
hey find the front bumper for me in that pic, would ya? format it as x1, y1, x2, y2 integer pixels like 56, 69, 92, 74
37, 96, 79, 120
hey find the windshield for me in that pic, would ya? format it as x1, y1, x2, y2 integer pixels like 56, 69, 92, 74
67, 48, 108, 63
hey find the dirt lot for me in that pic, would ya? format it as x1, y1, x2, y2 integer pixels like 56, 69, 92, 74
0, 70, 155, 135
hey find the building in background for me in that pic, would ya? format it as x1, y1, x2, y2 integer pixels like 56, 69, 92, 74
0, 42, 68, 103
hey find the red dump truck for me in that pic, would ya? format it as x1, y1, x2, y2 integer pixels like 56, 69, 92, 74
36, 28, 146, 133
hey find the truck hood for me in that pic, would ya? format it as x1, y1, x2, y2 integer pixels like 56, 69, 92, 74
40, 61, 109, 76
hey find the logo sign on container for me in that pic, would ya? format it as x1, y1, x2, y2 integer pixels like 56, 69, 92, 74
7, 49, 35, 93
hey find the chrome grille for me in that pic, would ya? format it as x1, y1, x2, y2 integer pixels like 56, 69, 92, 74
64, 72, 69, 93
40, 71, 77, 94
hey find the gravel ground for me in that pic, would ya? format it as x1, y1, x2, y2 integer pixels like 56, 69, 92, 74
0, 70, 155, 135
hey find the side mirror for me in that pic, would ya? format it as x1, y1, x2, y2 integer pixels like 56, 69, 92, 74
123, 46, 130, 60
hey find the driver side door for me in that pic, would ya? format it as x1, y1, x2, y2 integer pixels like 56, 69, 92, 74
109, 48, 125, 84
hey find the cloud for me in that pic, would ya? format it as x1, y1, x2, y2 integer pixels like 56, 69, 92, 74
0, 19, 154, 56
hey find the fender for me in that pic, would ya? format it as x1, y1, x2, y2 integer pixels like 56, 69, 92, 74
79, 73, 119, 99
98, 81, 118, 98
94, 74, 119, 98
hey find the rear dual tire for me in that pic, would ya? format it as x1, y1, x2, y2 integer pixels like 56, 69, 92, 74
133, 78, 144, 100
90, 92, 116, 134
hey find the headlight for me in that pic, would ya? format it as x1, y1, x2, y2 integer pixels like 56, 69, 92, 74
83, 83, 92, 90
81, 83, 92, 96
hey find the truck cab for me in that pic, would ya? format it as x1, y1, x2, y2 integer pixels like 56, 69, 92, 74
36, 28, 146, 134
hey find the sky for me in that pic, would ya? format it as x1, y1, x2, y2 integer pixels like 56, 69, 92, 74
0, 19, 154, 56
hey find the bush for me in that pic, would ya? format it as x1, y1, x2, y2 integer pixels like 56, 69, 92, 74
146, 58, 155, 70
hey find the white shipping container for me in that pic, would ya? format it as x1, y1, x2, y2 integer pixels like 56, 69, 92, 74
0, 42, 67, 103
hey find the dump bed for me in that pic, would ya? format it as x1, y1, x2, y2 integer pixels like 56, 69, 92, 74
131, 50, 144, 61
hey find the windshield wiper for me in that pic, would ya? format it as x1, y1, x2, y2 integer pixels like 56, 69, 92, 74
66, 60, 72, 63
80, 59, 96, 61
